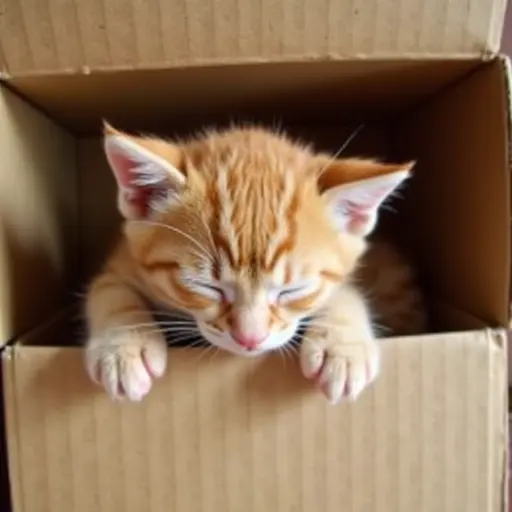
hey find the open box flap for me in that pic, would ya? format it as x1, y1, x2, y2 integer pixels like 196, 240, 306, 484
0, 0, 508, 77
2, 329, 508, 512
391, 56, 512, 329
0, 84, 77, 348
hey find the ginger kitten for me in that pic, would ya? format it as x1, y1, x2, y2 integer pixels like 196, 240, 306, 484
84, 124, 424, 404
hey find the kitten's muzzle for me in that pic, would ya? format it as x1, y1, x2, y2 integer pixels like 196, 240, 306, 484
230, 330, 269, 351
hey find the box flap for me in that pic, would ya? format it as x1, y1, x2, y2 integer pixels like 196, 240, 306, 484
395, 57, 511, 328
0, 84, 77, 348
0, 0, 507, 77
3, 330, 508, 512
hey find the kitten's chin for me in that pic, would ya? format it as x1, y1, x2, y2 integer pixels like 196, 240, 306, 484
197, 322, 299, 357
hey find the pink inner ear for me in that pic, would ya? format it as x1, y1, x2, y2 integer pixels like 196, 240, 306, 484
111, 151, 158, 218
121, 189, 153, 218
346, 199, 372, 215
345, 183, 396, 214
111, 152, 135, 189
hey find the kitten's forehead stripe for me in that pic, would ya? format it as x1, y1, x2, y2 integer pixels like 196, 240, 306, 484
265, 188, 300, 271
205, 147, 303, 274
206, 166, 237, 268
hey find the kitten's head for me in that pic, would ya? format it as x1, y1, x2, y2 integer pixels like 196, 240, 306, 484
104, 123, 413, 356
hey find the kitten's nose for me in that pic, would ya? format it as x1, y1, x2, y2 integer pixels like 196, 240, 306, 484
231, 328, 268, 350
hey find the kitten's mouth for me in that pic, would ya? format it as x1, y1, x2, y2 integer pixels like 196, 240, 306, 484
152, 310, 311, 355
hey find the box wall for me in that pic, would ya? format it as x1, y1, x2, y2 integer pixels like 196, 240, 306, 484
8, 60, 478, 135
1, 329, 508, 512
0, 51, 509, 512
0, 84, 78, 344
393, 59, 511, 327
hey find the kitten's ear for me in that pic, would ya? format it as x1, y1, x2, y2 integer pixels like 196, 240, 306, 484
103, 122, 186, 219
317, 158, 414, 237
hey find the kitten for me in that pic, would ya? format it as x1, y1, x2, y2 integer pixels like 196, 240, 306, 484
84, 124, 423, 404
356, 237, 426, 337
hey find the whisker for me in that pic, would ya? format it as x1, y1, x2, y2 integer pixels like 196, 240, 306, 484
167, 336, 204, 353
189, 248, 214, 266
193, 343, 215, 364
107, 320, 197, 333
283, 343, 297, 362
288, 337, 301, 351
300, 333, 322, 345
105, 324, 200, 341
104, 308, 195, 322
206, 345, 220, 368
132, 219, 215, 263
277, 346, 287, 369
317, 123, 365, 178
162, 329, 202, 338
196, 212, 220, 259
134, 329, 199, 341
380, 204, 398, 214
167, 336, 196, 347
305, 320, 349, 331
169, 335, 204, 347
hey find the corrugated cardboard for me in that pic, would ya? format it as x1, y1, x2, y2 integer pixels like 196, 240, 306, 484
0, 0, 510, 511
2, 329, 508, 512
0, 0, 508, 77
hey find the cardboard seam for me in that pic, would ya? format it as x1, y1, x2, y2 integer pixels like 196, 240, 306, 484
20, 306, 78, 347
486, 0, 508, 57
428, 296, 502, 329
0, 39, 9, 79
2, 347, 24, 512
501, 333, 509, 512
1, 53, 487, 80
0, 79, 73, 137
389, 60, 483, 164
394, 58, 484, 133
486, 329, 496, 512
487, 329, 509, 512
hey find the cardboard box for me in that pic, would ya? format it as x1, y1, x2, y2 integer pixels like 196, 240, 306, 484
0, 0, 510, 511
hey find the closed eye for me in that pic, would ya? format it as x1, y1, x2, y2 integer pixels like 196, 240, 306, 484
275, 282, 317, 304
183, 278, 236, 303
185, 279, 225, 300
278, 287, 305, 299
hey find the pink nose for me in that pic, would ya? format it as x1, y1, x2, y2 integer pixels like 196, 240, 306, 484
231, 330, 268, 350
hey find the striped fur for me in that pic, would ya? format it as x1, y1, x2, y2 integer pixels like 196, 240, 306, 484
85, 126, 425, 404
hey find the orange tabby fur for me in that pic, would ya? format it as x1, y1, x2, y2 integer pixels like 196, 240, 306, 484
84, 125, 424, 404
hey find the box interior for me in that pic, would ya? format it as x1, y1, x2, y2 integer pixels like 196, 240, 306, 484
1, 57, 510, 347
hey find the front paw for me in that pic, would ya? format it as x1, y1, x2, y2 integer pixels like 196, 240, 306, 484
85, 329, 167, 402
300, 329, 379, 404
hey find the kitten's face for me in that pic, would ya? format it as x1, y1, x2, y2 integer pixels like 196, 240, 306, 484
105, 125, 412, 356
126, 183, 365, 357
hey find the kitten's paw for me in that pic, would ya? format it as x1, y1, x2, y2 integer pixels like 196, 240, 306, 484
300, 331, 379, 404
85, 330, 167, 402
